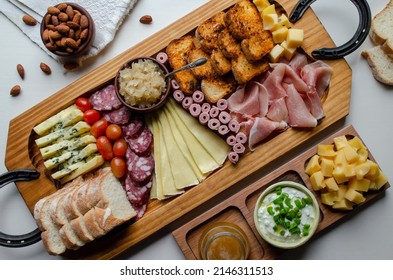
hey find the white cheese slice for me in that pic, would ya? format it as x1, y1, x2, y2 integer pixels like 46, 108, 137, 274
60, 155, 104, 184
40, 134, 96, 159
150, 116, 165, 200
44, 151, 76, 170
158, 109, 199, 189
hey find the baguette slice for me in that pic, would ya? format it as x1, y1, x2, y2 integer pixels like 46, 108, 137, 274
41, 230, 66, 256
369, 0, 393, 56
59, 222, 85, 250
362, 46, 393, 85
70, 215, 95, 243
84, 207, 106, 238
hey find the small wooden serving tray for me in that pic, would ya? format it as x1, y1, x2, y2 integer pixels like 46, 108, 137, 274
172, 125, 390, 260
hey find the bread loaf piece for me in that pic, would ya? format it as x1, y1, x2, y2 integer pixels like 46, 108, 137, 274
369, 0, 393, 57
362, 46, 393, 85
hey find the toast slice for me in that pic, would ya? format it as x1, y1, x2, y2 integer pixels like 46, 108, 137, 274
195, 11, 226, 53
210, 49, 232, 76
231, 51, 270, 84
218, 28, 242, 59
188, 48, 217, 79
362, 46, 393, 85
201, 75, 238, 103
241, 30, 274, 61
369, 0, 393, 57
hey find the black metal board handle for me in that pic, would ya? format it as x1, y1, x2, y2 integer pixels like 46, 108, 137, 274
0, 169, 42, 247
289, 0, 371, 60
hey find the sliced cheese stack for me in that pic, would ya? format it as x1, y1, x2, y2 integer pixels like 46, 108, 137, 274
147, 98, 229, 200
33, 104, 104, 184
305, 135, 388, 210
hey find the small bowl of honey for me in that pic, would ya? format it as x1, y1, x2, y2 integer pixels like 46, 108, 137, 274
198, 222, 250, 260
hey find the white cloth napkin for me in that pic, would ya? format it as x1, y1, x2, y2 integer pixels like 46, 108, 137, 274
0, 0, 138, 66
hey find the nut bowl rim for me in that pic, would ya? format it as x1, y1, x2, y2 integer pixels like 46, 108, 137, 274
253, 180, 320, 249
114, 56, 171, 113
40, 2, 95, 58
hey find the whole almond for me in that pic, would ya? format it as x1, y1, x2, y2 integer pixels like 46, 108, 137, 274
66, 21, 80, 29
10, 85, 21, 96
58, 12, 68, 22
45, 42, 57, 51
139, 15, 152, 24
16, 64, 25, 80
55, 24, 70, 34
47, 6, 60, 15
80, 15, 89, 29
22, 15, 37, 26
80, 28, 89, 41
57, 3, 68, 11
73, 13, 81, 24
66, 6, 74, 19
40, 63, 52, 75
65, 37, 79, 49
51, 15, 59, 26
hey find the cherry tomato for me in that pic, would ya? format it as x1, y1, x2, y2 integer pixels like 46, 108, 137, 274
96, 135, 114, 160
83, 109, 101, 125
105, 124, 122, 141
90, 119, 109, 138
113, 139, 128, 157
75, 97, 91, 112
110, 157, 127, 178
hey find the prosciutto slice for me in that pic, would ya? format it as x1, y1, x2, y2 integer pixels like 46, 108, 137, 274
301, 60, 332, 97
248, 117, 288, 151
285, 84, 317, 128
288, 52, 308, 75
266, 97, 288, 123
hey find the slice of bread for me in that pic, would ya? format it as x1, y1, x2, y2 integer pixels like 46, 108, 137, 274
83, 207, 106, 238
362, 46, 393, 85
369, 0, 393, 56
70, 215, 95, 243
41, 230, 66, 256
59, 222, 85, 250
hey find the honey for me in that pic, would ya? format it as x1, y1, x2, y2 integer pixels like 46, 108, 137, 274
199, 222, 250, 260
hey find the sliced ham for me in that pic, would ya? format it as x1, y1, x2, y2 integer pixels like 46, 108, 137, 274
301, 60, 332, 97
304, 88, 324, 120
262, 64, 287, 100
285, 84, 317, 128
266, 97, 288, 123
288, 52, 308, 75
248, 117, 288, 151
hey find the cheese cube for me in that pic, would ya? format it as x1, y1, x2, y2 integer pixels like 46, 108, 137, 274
374, 171, 388, 190
320, 158, 334, 177
364, 160, 380, 180
348, 177, 370, 192
310, 170, 325, 191
272, 26, 289, 43
343, 145, 359, 163
262, 4, 276, 15
305, 154, 321, 175
355, 161, 371, 180
269, 44, 285, 62
280, 40, 297, 61
348, 136, 367, 151
344, 164, 356, 178
333, 136, 349, 150
317, 144, 337, 158
278, 14, 290, 28
332, 165, 349, 184
286, 28, 304, 48
337, 184, 348, 200
263, 13, 278, 30
334, 149, 347, 166
324, 177, 339, 192
321, 191, 338, 206
357, 148, 368, 163
345, 188, 366, 204
253, 0, 271, 12
332, 199, 353, 210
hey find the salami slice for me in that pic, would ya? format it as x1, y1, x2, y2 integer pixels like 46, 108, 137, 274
125, 174, 152, 206
102, 106, 131, 125
122, 118, 144, 139
132, 203, 147, 221
126, 149, 155, 183
89, 84, 122, 111
126, 126, 153, 156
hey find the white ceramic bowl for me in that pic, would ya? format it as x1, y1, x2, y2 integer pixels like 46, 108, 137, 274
253, 181, 320, 249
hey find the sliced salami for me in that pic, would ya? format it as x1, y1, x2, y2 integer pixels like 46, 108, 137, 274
132, 203, 147, 221
125, 174, 152, 206
102, 106, 131, 125
89, 84, 122, 111
126, 126, 153, 156
126, 149, 155, 183
122, 118, 144, 139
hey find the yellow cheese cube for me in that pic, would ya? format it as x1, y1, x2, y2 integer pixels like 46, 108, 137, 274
280, 40, 297, 61
263, 13, 278, 30
320, 158, 334, 177
317, 144, 337, 158
357, 148, 368, 163
278, 14, 290, 28
344, 164, 356, 178
355, 161, 371, 180
374, 171, 388, 190
321, 191, 338, 206
332, 199, 353, 210
348, 136, 367, 151
286, 28, 304, 48
332, 165, 349, 184
348, 177, 370, 192
262, 4, 276, 15
333, 136, 349, 150
310, 170, 325, 191
364, 160, 380, 180
337, 184, 348, 200
324, 177, 339, 192
305, 154, 321, 176
343, 145, 359, 163
345, 188, 366, 204
272, 26, 289, 43
253, 0, 271, 12
334, 149, 347, 166
268, 44, 285, 62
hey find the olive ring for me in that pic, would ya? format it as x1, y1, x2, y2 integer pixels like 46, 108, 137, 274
0, 169, 42, 248
289, 0, 371, 59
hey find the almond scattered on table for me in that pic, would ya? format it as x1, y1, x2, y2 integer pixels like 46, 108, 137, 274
17, 64, 25, 80
22, 15, 37, 26
140, 15, 152, 24
40, 62, 52, 75
10, 85, 21, 96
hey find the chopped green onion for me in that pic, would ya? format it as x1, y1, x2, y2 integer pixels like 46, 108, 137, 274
295, 199, 303, 208
280, 230, 285, 236
285, 197, 293, 208
267, 206, 274, 216
275, 186, 282, 195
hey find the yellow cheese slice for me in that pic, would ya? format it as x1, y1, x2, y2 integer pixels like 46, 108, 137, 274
60, 154, 104, 184
158, 109, 200, 189
168, 99, 229, 167
150, 117, 165, 200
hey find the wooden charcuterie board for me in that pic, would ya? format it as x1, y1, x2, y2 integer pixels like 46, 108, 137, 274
172, 125, 390, 259
5, 0, 352, 259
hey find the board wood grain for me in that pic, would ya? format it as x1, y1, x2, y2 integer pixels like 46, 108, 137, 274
5, 0, 352, 259
172, 125, 390, 259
